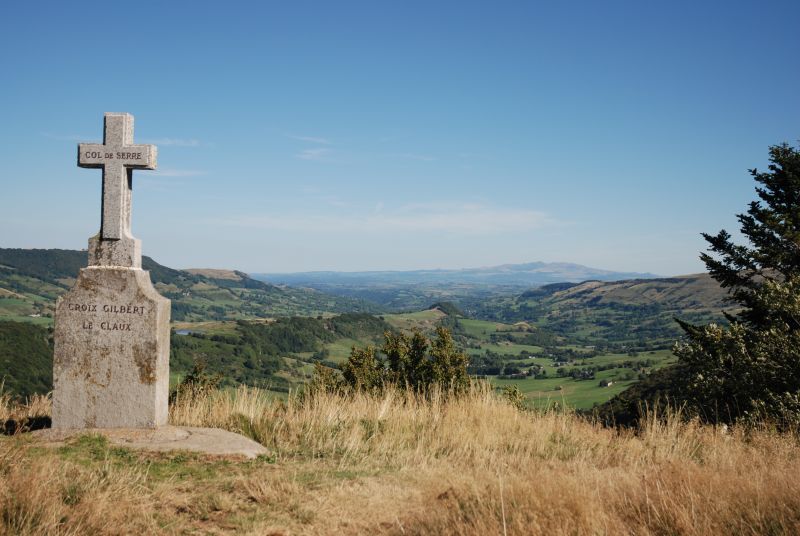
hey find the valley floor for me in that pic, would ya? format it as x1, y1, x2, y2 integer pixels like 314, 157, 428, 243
2, 386, 800, 535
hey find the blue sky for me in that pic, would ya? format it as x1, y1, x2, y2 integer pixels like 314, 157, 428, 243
1, 1, 798, 275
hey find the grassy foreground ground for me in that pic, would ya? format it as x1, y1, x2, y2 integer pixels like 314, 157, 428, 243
2, 385, 800, 535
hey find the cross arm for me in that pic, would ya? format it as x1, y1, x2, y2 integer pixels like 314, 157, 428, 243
77, 143, 157, 169
78, 144, 107, 169
124, 144, 158, 169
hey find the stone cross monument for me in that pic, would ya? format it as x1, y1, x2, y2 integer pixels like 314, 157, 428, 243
52, 113, 171, 429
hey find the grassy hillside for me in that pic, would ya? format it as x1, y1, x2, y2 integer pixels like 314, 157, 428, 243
469, 274, 733, 346
171, 313, 391, 393
0, 312, 391, 398
2, 386, 799, 535
0, 248, 381, 324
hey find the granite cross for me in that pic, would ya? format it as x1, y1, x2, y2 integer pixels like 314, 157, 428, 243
78, 113, 157, 240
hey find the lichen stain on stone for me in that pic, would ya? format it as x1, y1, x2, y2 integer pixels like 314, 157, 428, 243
135, 287, 156, 309
73, 348, 111, 388
118, 275, 130, 294
94, 237, 106, 255
78, 274, 99, 292
133, 342, 157, 384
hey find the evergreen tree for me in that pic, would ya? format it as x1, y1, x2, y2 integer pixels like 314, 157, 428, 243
700, 143, 800, 328
676, 142, 800, 425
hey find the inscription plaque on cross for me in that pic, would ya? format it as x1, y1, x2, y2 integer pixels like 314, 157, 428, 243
78, 113, 157, 268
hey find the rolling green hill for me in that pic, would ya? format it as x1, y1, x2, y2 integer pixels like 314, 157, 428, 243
467, 274, 733, 347
171, 313, 392, 393
0, 312, 391, 399
0, 248, 381, 324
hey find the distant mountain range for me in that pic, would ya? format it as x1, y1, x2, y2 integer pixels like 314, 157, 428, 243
256, 262, 659, 288
253, 262, 661, 311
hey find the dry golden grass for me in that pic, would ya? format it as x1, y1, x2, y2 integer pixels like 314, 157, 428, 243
0, 440, 158, 535
2, 383, 800, 535
0, 383, 50, 425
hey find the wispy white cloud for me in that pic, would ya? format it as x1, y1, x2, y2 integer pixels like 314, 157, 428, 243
296, 147, 333, 161
136, 177, 190, 191
287, 134, 332, 145
379, 203, 552, 233
152, 168, 207, 177
215, 202, 554, 235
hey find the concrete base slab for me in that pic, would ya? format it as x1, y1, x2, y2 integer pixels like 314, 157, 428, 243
31, 425, 269, 459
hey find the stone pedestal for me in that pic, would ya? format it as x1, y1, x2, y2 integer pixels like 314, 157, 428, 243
52, 266, 170, 429
33, 426, 270, 460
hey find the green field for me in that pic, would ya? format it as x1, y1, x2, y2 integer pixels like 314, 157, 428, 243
466, 342, 544, 356
491, 374, 637, 409
324, 337, 368, 362
383, 309, 447, 332
458, 318, 507, 338
485, 347, 675, 409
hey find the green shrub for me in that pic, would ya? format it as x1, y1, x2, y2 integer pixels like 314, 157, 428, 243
169, 360, 223, 402
502, 385, 526, 410
310, 327, 469, 395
